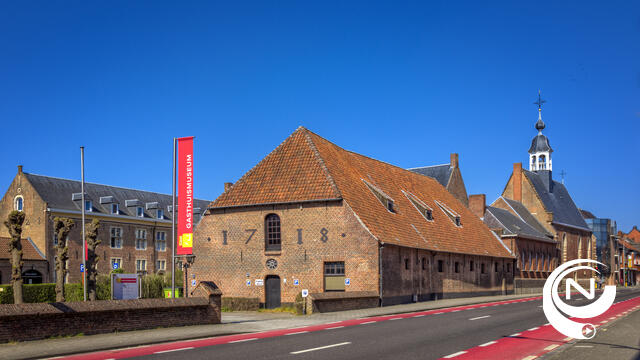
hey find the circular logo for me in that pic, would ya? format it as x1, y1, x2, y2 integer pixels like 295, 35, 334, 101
266, 258, 278, 270
542, 259, 616, 339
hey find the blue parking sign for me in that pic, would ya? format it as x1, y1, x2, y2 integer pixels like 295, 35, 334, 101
80, 264, 85, 273
345, 278, 351, 286
112, 263, 119, 270
293, 279, 299, 286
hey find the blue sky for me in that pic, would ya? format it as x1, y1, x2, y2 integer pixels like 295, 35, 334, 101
1, 1, 638, 231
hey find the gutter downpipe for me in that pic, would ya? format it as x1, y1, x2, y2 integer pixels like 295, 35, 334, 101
379, 242, 384, 307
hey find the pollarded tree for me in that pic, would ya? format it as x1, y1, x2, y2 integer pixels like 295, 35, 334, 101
54, 217, 74, 302
86, 219, 101, 301
4, 211, 25, 304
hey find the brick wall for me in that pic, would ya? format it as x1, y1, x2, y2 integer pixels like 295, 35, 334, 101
0, 295, 221, 343
192, 200, 380, 305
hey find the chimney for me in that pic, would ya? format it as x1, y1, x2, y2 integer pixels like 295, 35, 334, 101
513, 163, 522, 202
224, 182, 233, 192
450, 153, 459, 169
17, 165, 23, 174
468, 194, 486, 219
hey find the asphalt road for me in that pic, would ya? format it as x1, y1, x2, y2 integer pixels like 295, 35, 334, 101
135, 288, 640, 360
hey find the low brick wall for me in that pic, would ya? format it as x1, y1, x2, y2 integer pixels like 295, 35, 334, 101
0, 295, 221, 343
514, 278, 593, 295
307, 291, 379, 314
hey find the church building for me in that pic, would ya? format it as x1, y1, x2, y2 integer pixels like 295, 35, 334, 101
498, 93, 595, 279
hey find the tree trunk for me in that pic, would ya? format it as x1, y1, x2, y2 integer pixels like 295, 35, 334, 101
11, 247, 23, 304
86, 219, 100, 301
53, 217, 74, 302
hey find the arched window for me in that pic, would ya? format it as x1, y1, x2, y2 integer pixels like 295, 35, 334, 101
562, 234, 567, 262
265, 214, 281, 251
538, 155, 546, 170
578, 237, 583, 259
14, 196, 23, 211
531, 155, 537, 168
587, 239, 592, 259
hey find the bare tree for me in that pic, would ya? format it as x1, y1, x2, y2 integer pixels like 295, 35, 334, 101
54, 217, 74, 302
4, 211, 25, 304
85, 219, 100, 301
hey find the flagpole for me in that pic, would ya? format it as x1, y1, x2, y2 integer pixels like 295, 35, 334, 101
171, 138, 177, 298
81, 146, 87, 301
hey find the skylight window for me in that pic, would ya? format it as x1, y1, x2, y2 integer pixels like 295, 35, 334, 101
363, 179, 396, 213
435, 200, 462, 227
403, 191, 434, 222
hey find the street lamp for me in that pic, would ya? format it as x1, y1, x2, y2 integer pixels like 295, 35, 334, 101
181, 255, 196, 298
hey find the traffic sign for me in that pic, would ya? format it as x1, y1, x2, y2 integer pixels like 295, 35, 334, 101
112, 263, 119, 270
345, 278, 351, 286
301, 289, 309, 297
80, 264, 85, 273
293, 279, 299, 286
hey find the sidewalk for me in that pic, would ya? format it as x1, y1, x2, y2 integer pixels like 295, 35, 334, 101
543, 305, 640, 360
0, 292, 540, 360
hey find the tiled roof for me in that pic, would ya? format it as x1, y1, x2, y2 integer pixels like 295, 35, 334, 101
625, 226, 640, 243
498, 197, 553, 238
408, 164, 452, 188
484, 206, 554, 243
24, 173, 210, 223
212, 127, 513, 259
523, 170, 590, 231
0, 237, 46, 261
579, 209, 596, 219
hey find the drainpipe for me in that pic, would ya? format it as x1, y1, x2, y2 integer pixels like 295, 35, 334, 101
378, 243, 384, 306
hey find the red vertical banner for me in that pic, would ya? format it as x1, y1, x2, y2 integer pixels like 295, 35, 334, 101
177, 136, 194, 255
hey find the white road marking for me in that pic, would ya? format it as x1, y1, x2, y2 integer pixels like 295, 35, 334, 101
229, 338, 257, 343
479, 341, 497, 347
452, 310, 461, 312
154, 347, 195, 354
361, 321, 377, 325
510, 333, 522, 337
435, 312, 444, 315
285, 331, 309, 336
521, 356, 537, 360
574, 345, 593, 348
469, 315, 491, 321
413, 314, 426, 317
291, 342, 351, 354
326, 326, 345, 330
544, 344, 559, 351
443, 351, 467, 358
528, 327, 540, 331
564, 337, 573, 341
388, 318, 401, 320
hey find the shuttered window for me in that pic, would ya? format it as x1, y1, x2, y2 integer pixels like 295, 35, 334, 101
324, 262, 345, 292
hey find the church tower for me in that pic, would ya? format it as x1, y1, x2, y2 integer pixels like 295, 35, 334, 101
528, 91, 553, 172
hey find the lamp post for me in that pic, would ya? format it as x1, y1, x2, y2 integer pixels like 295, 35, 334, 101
182, 255, 196, 298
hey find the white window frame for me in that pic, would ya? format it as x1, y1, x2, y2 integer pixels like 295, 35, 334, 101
156, 231, 167, 251
156, 259, 166, 271
403, 190, 434, 222
136, 206, 144, 218
136, 258, 147, 272
14, 195, 24, 211
110, 227, 123, 249
157, 209, 164, 219
111, 203, 119, 215
435, 200, 463, 228
135, 229, 147, 250
85, 200, 92, 212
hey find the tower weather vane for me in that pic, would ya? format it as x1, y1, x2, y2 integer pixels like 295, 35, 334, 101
534, 90, 546, 111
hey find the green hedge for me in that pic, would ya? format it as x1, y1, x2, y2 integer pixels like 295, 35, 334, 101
0, 272, 185, 304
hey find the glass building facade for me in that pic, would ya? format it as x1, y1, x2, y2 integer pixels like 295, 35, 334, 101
585, 218, 616, 262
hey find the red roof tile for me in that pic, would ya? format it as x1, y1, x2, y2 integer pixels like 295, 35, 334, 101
212, 127, 513, 259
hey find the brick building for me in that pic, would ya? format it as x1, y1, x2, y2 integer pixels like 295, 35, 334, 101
624, 226, 640, 244
0, 237, 48, 284
499, 100, 594, 279
0, 166, 209, 284
408, 153, 469, 207
192, 127, 514, 309
469, 194, 557, 279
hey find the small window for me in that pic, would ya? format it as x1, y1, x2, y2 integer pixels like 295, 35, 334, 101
136, 259, 147, 272
470, 261, 474, 271
157, 209, 164, 219
364, 180, 395, 213
136, 207, 144, 217
156, 231, 167, 251
455, 216, 461, 226
495, 262, 499, 272
435, 201, 462, 227
14, 196, 23, 211
85, 200, 92, 212
156, 259, 166, 271
53, 233, 58, 246
387, 200, 395, 212
324, 261, 345, 292
111, 203, 119, 215
454, 262, 460, 273
481, 263, 486, 274
110, 258, 122, 270
437, 260, 444, 273
404, 258, 409, 270
426, 209, 433, 221
507, 263, 512, 273
422, 257, 426, 270
110, 227, 123, 249
404, 191, 434, 221
265, 214, 281, 251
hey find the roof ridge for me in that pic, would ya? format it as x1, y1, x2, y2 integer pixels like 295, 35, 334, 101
302, 129, 342, 199
24, 173, 207, 200
406, 163, 451, 170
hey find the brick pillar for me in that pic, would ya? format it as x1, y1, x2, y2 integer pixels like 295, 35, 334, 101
513, 163, 522, 202
224, 182, 233, 192
468, 194, 486, 219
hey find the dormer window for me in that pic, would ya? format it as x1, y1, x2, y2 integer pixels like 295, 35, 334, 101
136, 207, 144, 217
85, 200, 92, 212
111, 203, 119, 215
403, 191, 434, 222
363, 179, 396, 213
157, 209, 164, 219
435, 200, 462, 227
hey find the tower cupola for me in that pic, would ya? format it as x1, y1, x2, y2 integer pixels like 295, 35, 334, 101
528, 91, 553, 171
